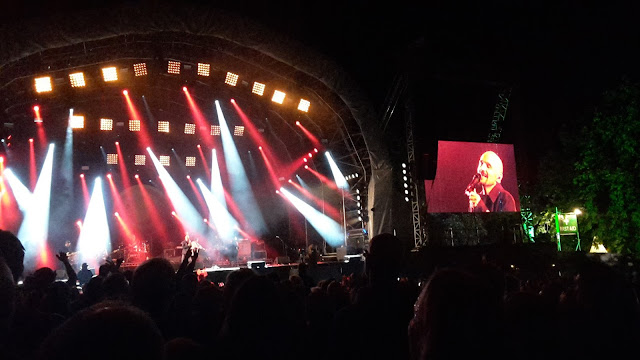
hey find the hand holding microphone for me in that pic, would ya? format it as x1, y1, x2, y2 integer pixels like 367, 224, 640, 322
465, 173, 482, 210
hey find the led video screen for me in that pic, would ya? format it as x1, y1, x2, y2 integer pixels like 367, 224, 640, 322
425, 141, 520, 213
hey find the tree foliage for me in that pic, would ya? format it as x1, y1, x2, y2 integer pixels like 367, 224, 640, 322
575, 81, 640, 255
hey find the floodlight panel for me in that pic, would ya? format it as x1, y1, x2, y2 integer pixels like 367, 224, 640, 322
100, 118, 113, 131
159, 155, 171, 167
225, 72, 239, 86
133, 63, 147, 76
129, 120, 141, 132
272, 90, 286, 104
298, 99, 310, 112
158, 121, 170, 133
210, 125, 221, 136
69, 72, 86, 87
233, 126, 245, 136
184, 123, 196, 134
102, 67, 118, 82
35, 76, 53, 93
252, 82, 265, 96
185, 156, 196, 167
134, 155, 146, 165
106, 153, 118, 165
167, 61, 181, 74
197, 63, 210, 76
70, 115, 85, 129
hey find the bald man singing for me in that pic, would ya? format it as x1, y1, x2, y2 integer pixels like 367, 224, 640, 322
465, 151, 516, 212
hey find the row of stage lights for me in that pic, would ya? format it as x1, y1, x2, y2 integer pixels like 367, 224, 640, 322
32, 61, 312, 112
61, 110, 246, 137
402, 162, 413, 202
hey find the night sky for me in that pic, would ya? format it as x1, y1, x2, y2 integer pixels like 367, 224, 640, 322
3, 0, 640, 184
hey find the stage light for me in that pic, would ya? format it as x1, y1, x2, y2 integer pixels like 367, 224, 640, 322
115, 141, 119, 146
314, 148, 318, 153
134, 155, 146, 165
129, 120, 141, 132
298, 99, 310, 112
80, 174, 84, 178
167, 61, 181, 74
100, 118, 113, 131
182, 86, 187, 92
296, 121, 300, 125
402, 163, 406, 168
252, 82, 265, 96
35, 76, 52, 93
184, 123, 196, 134
106, 173, 112, 179
272, 90, 286, 104
34, 105, 39, 111
68, 72, 86, 87
197, 144, 201, 148
225, 72, 239, 86
159, 155, 171, 167
102, 67, 118, 82
211, 125, 221, 136
158, 121, 170, 133
305, 165, 308, 169
303, 158, 307, 163
171, 211, 177, 216
133, 62, 147, 76
233, 126, 245, 136
70, 115, 85, 129
106, 153, 118, 165
122, 89, 128, 95
29, 138, 33, 143
134, 174, 139, 179
308, 153, 313, 157
186, 156, 196, 167
114, 212, 120, 217
197, 63, 210, 76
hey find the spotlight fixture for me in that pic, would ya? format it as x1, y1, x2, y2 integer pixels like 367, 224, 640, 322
271, 90, 286, 104
133, 62, 147, 76
134, 155, 146, 166
185, 156, 196, 167
184, 123, 196, 134
225, 72, 239, 86
252, 82, 265, 96
69, 72, 86, 87
233, 126, 245, 136
102, 67, 118, 82
129, 120, 141, 132
100, 118, 113, 131
158, 121, 170, 133
167, 61, 181, 74
70, 115, 85, 129
106, 154, 118, 165
197, 63, 210, 76
159, 155, 170, 167
298, 99, 310, 112
210, 125, 221, 136
34, 76, 53, 93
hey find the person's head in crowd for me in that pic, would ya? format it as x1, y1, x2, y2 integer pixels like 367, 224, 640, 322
80, 263, 89, 271
365, 232, 404, 285
222, 267, 255, 312
131, 257, 176, 319
37, 302, 164, 360
0, 230, 25, 283
409, 267, 502, 360
102, 271, 129, 300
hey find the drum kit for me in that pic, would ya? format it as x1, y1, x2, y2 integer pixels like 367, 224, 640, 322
109, 242, 150, 265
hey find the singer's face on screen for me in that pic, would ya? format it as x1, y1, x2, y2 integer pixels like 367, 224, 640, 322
476, 151, 503, 188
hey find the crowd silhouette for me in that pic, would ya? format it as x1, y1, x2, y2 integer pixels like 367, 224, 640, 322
1, 229, 639, 360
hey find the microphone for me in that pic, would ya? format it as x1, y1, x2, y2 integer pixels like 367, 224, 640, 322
466, 173, 481, 193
